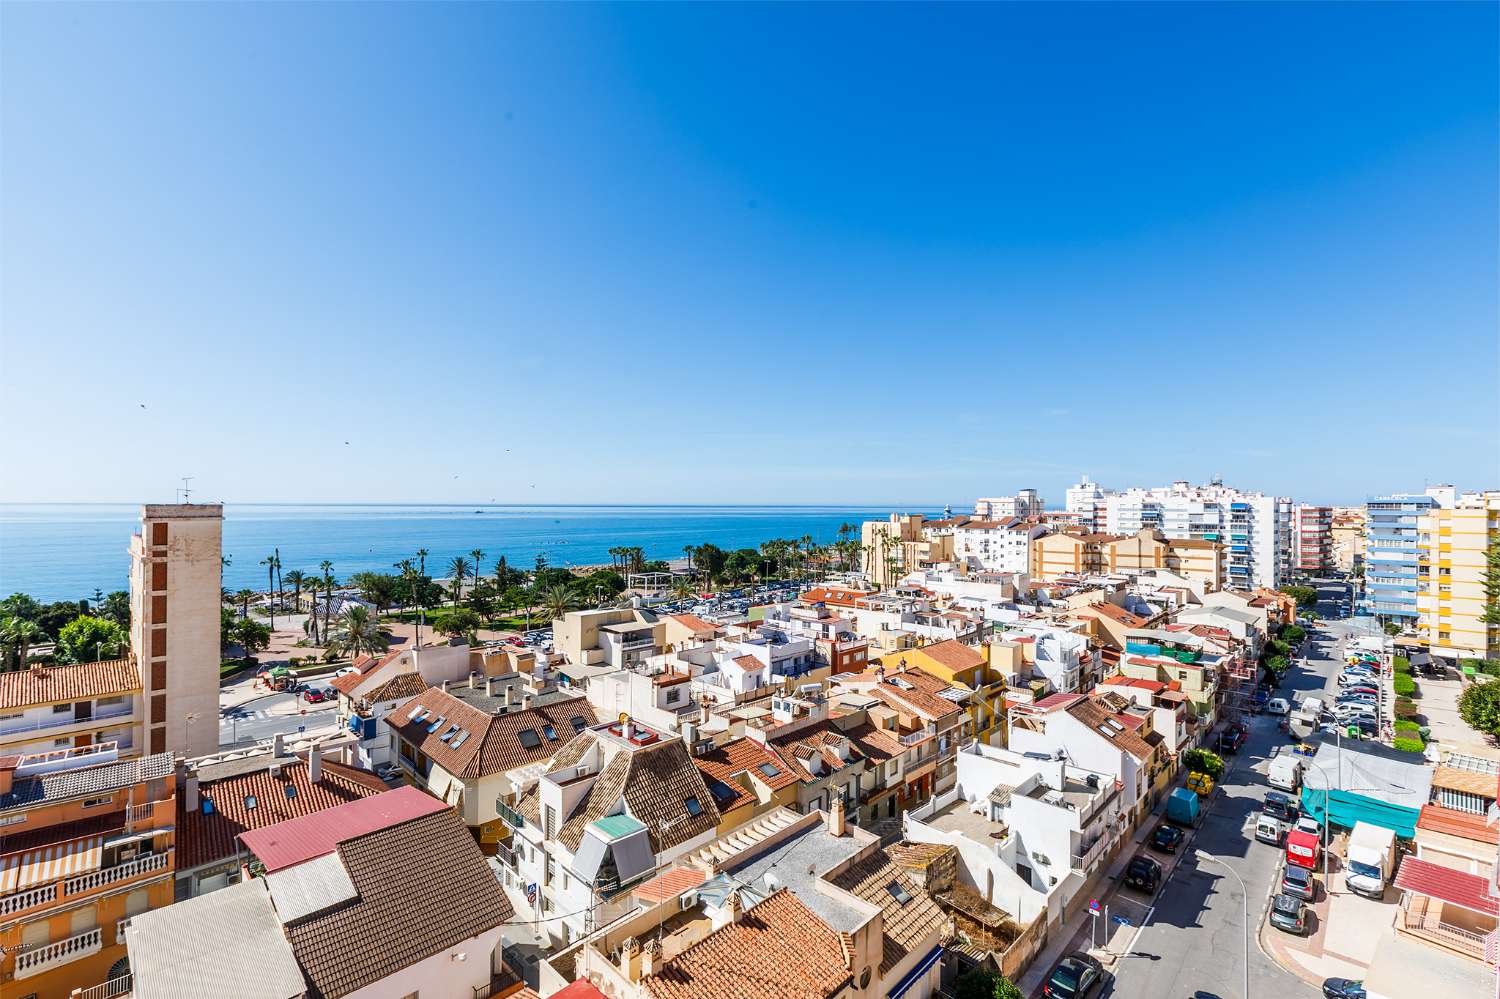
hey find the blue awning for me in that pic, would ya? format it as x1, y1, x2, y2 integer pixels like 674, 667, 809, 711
887, 944, 943, 999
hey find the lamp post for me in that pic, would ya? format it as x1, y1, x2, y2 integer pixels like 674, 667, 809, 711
1195, 850, 1250, 999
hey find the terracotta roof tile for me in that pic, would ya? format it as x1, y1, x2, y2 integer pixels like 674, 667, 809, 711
284, 806, 514, 999
1066, 696, 1158, 761
829, 846, 944, 974
642, 889, 853, 999
694, 737, 800, 812
177, 756, 388, 870
385, 687, 597, 778
1430, 765, 1500, 798
363, 671, 429, 703
1393, 856, 1499, 917
669, 614, 721, 636
913, 639, 986, 673
0, 659, 140, 711
1418, 804, 1500, 845
329, 650, 404, 695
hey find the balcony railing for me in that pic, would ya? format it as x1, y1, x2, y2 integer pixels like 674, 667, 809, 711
15, 926, 102, 979
899, 725, 936, 747
0, 881, 57, 917
495, 800, 527, 831
78, 973, 134, 999
116, 916, 131, 943
63, 850, 169, 896
0, 704, 134, 738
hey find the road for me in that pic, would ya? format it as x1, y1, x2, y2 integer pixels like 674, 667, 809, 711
219, 690, 339, 747
1104, 587, 1357, 999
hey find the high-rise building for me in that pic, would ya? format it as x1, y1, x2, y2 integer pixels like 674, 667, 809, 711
1102, 481, 1290, 590
973, 489, 1043, 519
1065, 475, 1111, 532
128, 504, 223, 758
1362, 492, 1446, 625
1417, 490, 1499, 661
1293, 505, 1333, 576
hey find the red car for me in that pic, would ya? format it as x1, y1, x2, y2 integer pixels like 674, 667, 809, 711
303, 687, 331, 704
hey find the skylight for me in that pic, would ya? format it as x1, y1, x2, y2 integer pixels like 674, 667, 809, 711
518, 729, 542, 750
885, 880, 912, 905
409, 706, 428, 722
684, 796, 703, 817
440, 724, 459, 741
543, 724, 558, 741
450, 731, 471, 750
426, 715, 447, 734
245, 794, 258, 811
757, 762, 781, 779
890, 678, 914, 690
284, 784, 297, 800
570, 716, 588, 733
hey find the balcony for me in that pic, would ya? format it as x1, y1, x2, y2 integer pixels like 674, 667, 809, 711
15, 926, 102, 979
63, 850, 170, 897
0, 703, 135, 739
1071, 831, 1113, 872
899, 725, 936, 747
0, 882, 58, 918
495, 799, 528, 831
78, 973, 134, 999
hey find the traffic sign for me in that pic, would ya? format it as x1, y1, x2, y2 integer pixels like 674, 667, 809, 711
1088, 899, 1100, 916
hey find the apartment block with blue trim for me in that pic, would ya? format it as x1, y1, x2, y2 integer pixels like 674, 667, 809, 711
1363, 492, 1443, 624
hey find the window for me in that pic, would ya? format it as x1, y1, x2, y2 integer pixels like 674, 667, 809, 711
757, 762, 781, 779
518, 729, 542, 750
82, 796, 113, 809
543, 725, 558, 741
53, 703, 72, 714
245, 795, 258, 811
284, 784, 298, 800
570, 716, 588, 733
684, 796, 703, 817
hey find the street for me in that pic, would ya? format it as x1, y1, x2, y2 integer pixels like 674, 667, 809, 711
218, 685, 340, 747
1101, 585, 1356, 999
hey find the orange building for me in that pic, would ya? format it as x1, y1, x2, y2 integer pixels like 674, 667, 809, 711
0, 743, 176, 999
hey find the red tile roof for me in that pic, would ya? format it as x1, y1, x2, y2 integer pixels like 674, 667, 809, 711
642, 889, 853, 999
385, 687, 597, 778
1033, 693, 1083, 710
633, 865, 709, 905
668, 614, 721, 636
0, 659, 140, 710
238, 785, 447, 873
178, 756, 389, 870
1417, 804, 1500, 845
552, 982, 609, 999
1394, 856, 1499, 916
694, 737, 801, 812
799, 587, 874, 608
329, 651, 403, 695
913, 639, 986, 673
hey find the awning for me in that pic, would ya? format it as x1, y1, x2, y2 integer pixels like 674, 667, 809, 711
1394, 856, 1499, 917
887, 944, 943, 998
0, 834, 104, 893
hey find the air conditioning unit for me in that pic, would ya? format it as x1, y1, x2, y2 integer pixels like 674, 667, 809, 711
679, 890, 698, 911
1031, 851, 1050, 865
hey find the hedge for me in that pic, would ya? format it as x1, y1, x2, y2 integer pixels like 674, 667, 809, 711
1393, 719, 1422, 736
1394, 697, 1419, 719
1392, 656, 1411, 674
1392, 737, 1425, 754
1393, 674, 1416, 697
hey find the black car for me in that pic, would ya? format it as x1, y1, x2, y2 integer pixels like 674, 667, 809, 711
1150, 824, 1185, 853
1123, 855, 1162, 893
1264, 791, 1299, 823
1043, 952, 1105, 999
1322, 979, 1366, 999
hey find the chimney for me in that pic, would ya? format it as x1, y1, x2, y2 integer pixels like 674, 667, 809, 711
469, 672, 478, 690
619, 937, 638, 977
521, 693, 535, 710
621, 716, 633, 742
308, 744, 323, 784
486, 676, 499, 697
185, 775, 200, 812
639, 939, 658, 978
827, 794, 846, 837
272, 732, 284, 758
442, 679, 451, 692
505, 685, 517, 708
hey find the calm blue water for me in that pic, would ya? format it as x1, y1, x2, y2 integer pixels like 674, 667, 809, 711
0, 504, 935, 601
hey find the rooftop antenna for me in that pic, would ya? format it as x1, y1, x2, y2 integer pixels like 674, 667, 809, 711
178, 476, 194, 504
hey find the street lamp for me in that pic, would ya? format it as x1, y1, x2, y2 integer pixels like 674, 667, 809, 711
1194, 850, 1250, 999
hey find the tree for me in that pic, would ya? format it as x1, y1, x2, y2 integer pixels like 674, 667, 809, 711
724, 548, 758, 583
0, 593, 42, 622
327, 605, 386, 659
55, 615, 127, 664
283, 569, 308, 615
0, 616, 43, 670
350, 572, 399, 617
448, 556, 471, 605
99, 591, 130, 629
467, 580, 497, 621
1183, 748, 1226, 781
1278, 585, 1318, 610
952, 968, 1022, 999
319, 561, 336, 644
1482, 538, 1500, 629
694, 543, 727, 586
261, 552, 278, 630
233, 618, 272, 657
1383, 621, 1402, 637
470, 548, 486, 587
234, 589, 256, 621
579, 569, 626, 602
1458, 680, 1500, 737
672, 577, 696, 600
439, 607, 482, 641
541, 585, 577, 623
1281, 624, 1306, 646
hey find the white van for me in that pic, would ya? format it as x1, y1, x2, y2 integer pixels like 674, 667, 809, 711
1255, 813, 1287, 846
1300, 696, 1325, 717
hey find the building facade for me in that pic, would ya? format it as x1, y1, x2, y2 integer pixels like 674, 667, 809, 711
1292, 505, 1333, 576
1364, 493, 1444, 625
1417, 491, 1500, 661
1101, 481, 1291, 590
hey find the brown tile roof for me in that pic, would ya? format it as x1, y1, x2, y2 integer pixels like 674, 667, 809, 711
642, 888, 853, 999
914, 639, 986, 673
284, 807, 514, 999
871, 676, 964, 721
1418, 804, 1500, 845
828, 846, 944, 974
1087, 603, 1147, 627
694, 737, 801, 812
363, 671, 428, 702
384, 686, 597, 778
329, 650, 403, 695
1430, 765, 1500, 798
799, 587, 874, 608
177, 756, 388, 870
1066, 696, 1158, 762
0, 659, 140, 710
669, 614, 721, 636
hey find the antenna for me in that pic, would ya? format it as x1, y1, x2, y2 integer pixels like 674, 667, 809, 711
178, 476, 194, 504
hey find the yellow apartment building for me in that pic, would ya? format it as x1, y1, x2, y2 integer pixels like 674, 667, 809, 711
1030, 531, 1122, 579
0, 661, 142, 760
0, 744, 177, 999
1104, 530, 1225, 590
1418, 491, 1500, 661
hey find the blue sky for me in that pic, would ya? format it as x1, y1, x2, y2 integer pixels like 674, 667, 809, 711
2, 3, 1495, 508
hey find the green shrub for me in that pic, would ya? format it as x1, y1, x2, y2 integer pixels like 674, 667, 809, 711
1392, 737, 1425, 754
1393, 719, 1422, 736
1183, 748, 1226, 781
1461, 658, 1500, 677
1393, 674, 1416, 697
1394, 697, 1419, 719
1392, 656, 1411, 674
1282, 624, 1307, 646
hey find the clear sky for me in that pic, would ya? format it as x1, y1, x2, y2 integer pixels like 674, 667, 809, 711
2, 3, 1495, 508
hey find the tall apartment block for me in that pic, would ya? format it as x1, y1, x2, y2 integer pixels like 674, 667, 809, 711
974, 489, 1043, 519
1362, 492, 1445, 624
1417, 491, 1500, 661
1065, 475, 1111, 532
1101, 481, 1291, 590
128, 504, 222, 758
1293, 505, 1333, 575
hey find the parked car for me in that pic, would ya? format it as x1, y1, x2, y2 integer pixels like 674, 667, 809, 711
1186, 771, 1215, 796
1123, 856, 1162, 893
374, 763, 401, 782
1282, 862, 1317, 901
1322, 979, 1367, 999
1266, 698, 1291, 715
1150, 824, 1185, 853
1269, 893, 1309, 935
1263, 790, 1300, 823
1043, 952, 1106, 999
1296, 815, 1322, 836
303, 686, 333, 704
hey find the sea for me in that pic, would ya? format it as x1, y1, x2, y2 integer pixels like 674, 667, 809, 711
0, 504, 942, 602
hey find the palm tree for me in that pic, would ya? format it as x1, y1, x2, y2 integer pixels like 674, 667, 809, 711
319, 561, 336, 645
328, 604, 386, 659
470, 549, 485, 588
272, 548, 284, 614
448, 556, 471, 605
541, 585, 576, 624
260, 553, 278, 630
0, 617, 42, 670
683, 545, 695, 572
235, 589, 256, 620
671, 577, 696, 600
415, 548, 431, 640
283, 569, 307, 615
394, 558, 421, 647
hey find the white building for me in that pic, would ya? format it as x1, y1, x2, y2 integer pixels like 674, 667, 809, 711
974, 489, 1044, 520
953, 518, 1047, 574
1065, 475, 1112, 532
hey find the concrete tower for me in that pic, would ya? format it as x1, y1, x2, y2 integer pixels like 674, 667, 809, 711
129, 503, 223, 757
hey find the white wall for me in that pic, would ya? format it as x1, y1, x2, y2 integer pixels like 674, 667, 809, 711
341, 927, 504, 999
